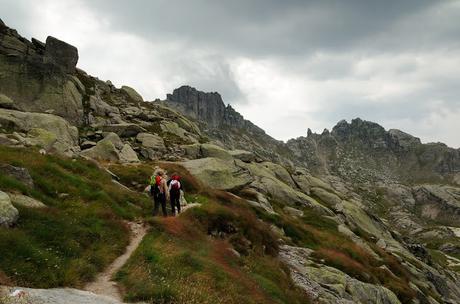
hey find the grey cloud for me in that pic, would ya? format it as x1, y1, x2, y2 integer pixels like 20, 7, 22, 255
1, 0, 459, 147
171, 55, 245, 104
80, 0, 445, 56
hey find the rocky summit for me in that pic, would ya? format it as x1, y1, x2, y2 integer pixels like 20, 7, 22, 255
1, 19, 460, 304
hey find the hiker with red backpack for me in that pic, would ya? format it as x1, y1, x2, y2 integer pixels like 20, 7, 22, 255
168, 173, 182, 216
149, 169, 169, 217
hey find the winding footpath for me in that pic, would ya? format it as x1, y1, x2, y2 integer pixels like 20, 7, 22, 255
1, 204, 202, 304
84, 221, 148, 301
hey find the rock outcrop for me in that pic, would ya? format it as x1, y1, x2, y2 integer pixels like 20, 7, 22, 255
165, 85, 291, 163
0, 109, 79, 154
0, 22, 84, 124
287, 118, 460, 183
280, 245, 402, 304
0, 286, 125, 304
0, 191, 18, 227
80, 132, 138, 163
182, 157, 252, 191
0, 164, 34, 188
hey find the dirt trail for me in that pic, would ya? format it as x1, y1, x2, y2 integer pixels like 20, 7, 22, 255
84, 221, 148, 301
83, 203, 200, 301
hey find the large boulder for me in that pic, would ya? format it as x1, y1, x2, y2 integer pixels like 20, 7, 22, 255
310, 187, 343, 207
102, 132, 124, 149
160, 121, 198, 143
0, 24, 84, 124
89, 96, 119, 117
259, 162, 297, 188
44, 36, 79, 74
80, 137, 119, 162
0, 109, 79, 154
200, 144, 233, 160
229, 149, 256, 162
136, 132, 165, 150
0, 286, 123, 304
182, 157, 252, 191
236, 161, 330, 214
80, 133, 121, 162
0, 164, 34, 188
80, 132, 138, 163
119, 144, 139, 163
183, 143, 233, 160
24, 128, 60, 151
412, 185, 460, 226
9, 193, 46, 208
0, 191, 19, 227
0, 93, 17, 110
121, 85, 143, 103
241, 187, 275, 213
101, 123, 146, 138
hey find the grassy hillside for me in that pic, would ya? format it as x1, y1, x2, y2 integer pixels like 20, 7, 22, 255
111, 163, 308, 303
0, 146, 150, 287
0, 147, 419, 303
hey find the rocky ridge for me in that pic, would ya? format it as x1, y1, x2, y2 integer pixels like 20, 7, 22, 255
1, 19, 460, 304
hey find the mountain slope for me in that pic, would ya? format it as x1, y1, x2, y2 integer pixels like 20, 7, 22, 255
1, 19, 460, 304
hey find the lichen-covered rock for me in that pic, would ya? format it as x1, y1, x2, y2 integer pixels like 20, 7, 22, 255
0, 286, 124, 304
412, 185, 460, 226
121, 85, 143, 103
0, 191, 19, 227
182, 157, 252, 191
283, 206, 304, 217
200, 144, 233, 160
242, 188, 275, 213
182, 143, 201, 159
0, 109, 79, 154
89, 96, 120, 117
279, 245, 402, 304
0, 93, 16, 109
229, 149, 255, 163
80, 133, 138, 163
24, 128, 58, 150
310, 187, 343, 207
236, 160, 331, 214
160, 121, 190, 141
44, 36, 79, 74
136, 132, 165, 150
102, 123, 146, 138
80, 135, 120, 162
119, 144, 139, 163
0, 164, 34, 187
102, 132, 124, 150
9, 193, 46, 208
0, 26, 84, 124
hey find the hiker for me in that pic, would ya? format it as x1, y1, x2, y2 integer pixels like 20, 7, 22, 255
168, 173, 182, 216
150, 169, 169, 217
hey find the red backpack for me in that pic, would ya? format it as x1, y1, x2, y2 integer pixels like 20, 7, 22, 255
170, 175, 181, 191
170, 180, 181, 191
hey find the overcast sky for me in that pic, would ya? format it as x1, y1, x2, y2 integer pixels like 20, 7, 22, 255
2, 0, 460, 147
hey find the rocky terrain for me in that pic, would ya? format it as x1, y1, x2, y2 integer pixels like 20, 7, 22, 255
1, 19, 460, 304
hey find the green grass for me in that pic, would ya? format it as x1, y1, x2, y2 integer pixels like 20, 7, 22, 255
116, 170, 308, 304
0, 144, 421, 303
0, 146, 150, 287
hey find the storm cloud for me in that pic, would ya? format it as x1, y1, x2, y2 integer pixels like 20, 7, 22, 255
1, 0, 460, 147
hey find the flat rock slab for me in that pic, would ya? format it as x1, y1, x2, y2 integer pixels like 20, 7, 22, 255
1, 287, 124, 304
9, 193, 47, 208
